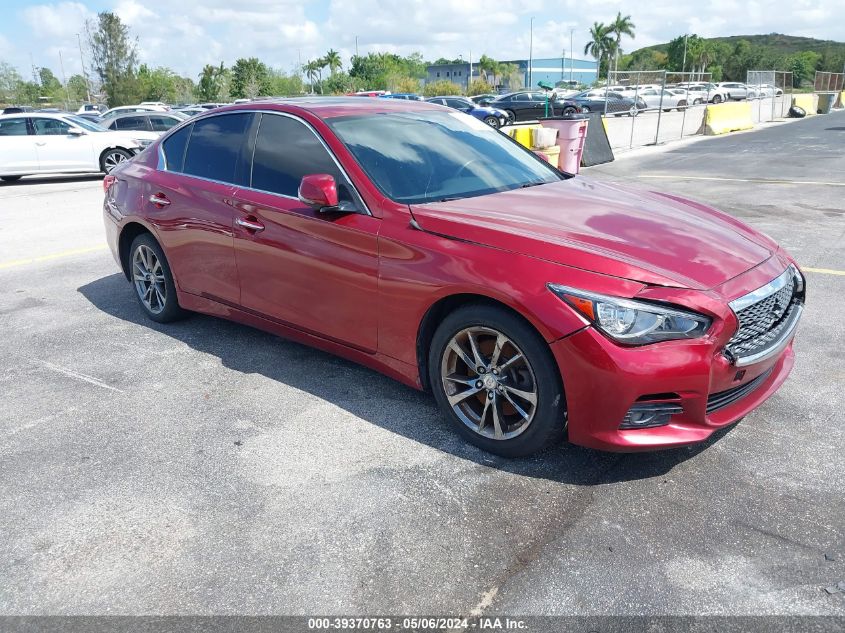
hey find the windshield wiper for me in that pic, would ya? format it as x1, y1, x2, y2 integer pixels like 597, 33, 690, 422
520, 181, 545, 189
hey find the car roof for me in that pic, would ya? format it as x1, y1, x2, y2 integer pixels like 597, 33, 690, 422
196, 97, 443, 120
108, 111, 179, 120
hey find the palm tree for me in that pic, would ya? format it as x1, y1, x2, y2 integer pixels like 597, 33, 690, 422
324, 49, 342, 76
304, 60, 320, 94
477, 54, 498, 87
608, 12, 636, 78
584, 22, 613, 81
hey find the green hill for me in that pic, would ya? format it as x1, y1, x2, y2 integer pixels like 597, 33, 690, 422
623, 33, 844, 84
634, 33, 845, 57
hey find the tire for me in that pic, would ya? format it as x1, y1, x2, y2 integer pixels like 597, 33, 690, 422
483, 115, 500, 129
789, 105, 806, 118
712, 94, 723, 104
678, 100, 687, 109
581, 105, 590, 113
100, 148, 133, 173
128, 233, 188, 323
1, 175, 22, 182
694, 98, 703, 105
562, 106, 577, 116
504, 109, 516, 123
428, 304, 566, 457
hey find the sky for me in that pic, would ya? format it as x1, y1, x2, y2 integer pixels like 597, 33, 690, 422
0, 0, 842, 81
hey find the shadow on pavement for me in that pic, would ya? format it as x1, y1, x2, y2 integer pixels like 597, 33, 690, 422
78, 273, 733, 486
0, 174, 103, 186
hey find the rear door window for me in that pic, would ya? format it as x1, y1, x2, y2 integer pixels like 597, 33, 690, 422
183, 113, 253, 184
161, 124, 192, 172
114, 116, 151, 131
0, 118, 29, 135
149, 116, 180, 132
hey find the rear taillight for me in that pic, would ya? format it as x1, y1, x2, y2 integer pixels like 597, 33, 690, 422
103, 174, 116, 193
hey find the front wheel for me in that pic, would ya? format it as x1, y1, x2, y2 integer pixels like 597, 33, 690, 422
562, 106, 577, 116
100, 148, 132, 173
712, 94, 723, 104
428, 305, 566, 457
129, 233, 188, 323
504, 109, 516, 123
581, 105, 590, 113
483, 115, 500, 129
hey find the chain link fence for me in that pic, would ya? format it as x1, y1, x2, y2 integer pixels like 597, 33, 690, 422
601, 70, 714, 150
814, 71, 845, 93
746, 71, 793, 121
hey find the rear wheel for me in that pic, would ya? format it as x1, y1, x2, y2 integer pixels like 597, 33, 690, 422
504, 109, 516, 123
0, 175, 22, 182
483, 115, 500, 129
562, 106, 577, 116
712, 94, 723, 104
428, 304, 566, 457
129, 233, 187, 323
100, 148, 132, 173
677, 100, 687, 109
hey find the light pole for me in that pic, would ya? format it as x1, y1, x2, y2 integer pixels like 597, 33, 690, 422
76, 33, 91, 103
528, 17, 534, 88
569, 27, 575, 84
681, 34, 688, 76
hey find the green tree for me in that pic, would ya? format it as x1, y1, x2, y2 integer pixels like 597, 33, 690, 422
86, 11, 140, 106
324, 49, 342, 75
422, 79, 461, 96
38, 67, 62, 93
607, 12, 636, 78
230, 57, 271, 99
304, 60, 322, 93
584, 22, 613, 80
0, 62, 23, 103
788, 51, 821, 87
467, 78, 494, 96
196, 63, 227, 102
67, 74, 89, 101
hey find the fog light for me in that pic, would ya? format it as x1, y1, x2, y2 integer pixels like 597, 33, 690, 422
620, 403, 683, 429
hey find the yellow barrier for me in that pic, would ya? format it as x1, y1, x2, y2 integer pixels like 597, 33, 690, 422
703, 101, 754, 135
504, 124, 541, 148
839, 91, 845, 109
792, 94, 816, 115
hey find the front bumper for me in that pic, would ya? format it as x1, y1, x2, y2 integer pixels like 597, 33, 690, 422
551, 326, 795, 452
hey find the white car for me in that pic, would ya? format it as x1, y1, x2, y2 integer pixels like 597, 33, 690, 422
76, 103, 105, 115
678, 83, 731, 104
637, 88, 688, 110
0, 113, 142, 182
100, 105, 167, 121
717, 82, 757, 100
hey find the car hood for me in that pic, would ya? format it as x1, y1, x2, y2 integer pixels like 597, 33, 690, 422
409, 177, 774, 290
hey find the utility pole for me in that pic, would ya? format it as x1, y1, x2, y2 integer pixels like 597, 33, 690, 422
77, 33, 91, 103
469, 49, 472, 93
570, 27, 575, 84
528, 17, 534, 88
681, 34, 688, 76
355, 35, 359, 58
58, 50, 71, 110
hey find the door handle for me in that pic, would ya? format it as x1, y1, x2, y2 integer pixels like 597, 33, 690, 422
236, 216, 265, 232
35, 141, 46, 146
148, 193, 171, 208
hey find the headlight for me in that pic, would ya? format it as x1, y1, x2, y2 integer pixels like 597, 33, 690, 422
133, 138, 153, 148
548, 284, 711, 345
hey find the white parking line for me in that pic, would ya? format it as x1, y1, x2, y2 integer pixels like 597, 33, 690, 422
638, 174, 845, 187
37, 360, 124, 393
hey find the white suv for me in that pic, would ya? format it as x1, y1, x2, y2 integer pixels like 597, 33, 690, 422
0, 113, 142, 182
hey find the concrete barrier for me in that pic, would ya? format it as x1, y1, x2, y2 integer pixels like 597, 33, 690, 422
792, 94, 817, 115
838, 91, 845, 109
703, 101, 754, 135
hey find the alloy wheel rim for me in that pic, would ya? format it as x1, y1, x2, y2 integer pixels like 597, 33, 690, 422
104, 151, 127, 171
132, 245, 166, 314
440, 326, 538, 440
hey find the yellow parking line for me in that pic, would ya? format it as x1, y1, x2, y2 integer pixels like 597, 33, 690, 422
803, 267, 845, 276
0, 245, 108, 270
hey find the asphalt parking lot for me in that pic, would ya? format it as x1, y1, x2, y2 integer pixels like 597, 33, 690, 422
1, 112, 844, 621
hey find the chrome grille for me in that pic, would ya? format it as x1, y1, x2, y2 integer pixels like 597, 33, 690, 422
726, 266, 804, 366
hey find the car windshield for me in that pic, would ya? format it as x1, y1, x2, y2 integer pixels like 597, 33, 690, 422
63, 115, 108, 132
328, 111, 566, 205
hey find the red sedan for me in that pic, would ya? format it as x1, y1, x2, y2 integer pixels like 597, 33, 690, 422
102, 98, 804, 457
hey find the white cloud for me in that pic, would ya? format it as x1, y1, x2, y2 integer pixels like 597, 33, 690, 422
21, 2, 94, 39
9, 0, 845, 80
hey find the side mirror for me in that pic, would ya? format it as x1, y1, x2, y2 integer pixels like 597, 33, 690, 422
68, 127, 86, 136
298, 174, 339, 212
